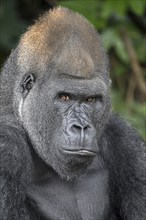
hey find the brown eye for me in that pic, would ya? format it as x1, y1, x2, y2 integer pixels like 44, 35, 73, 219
59, 94, 70, 102
86, 97, 96, 103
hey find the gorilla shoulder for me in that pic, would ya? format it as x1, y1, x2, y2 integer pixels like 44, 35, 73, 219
0, 119, 31, 174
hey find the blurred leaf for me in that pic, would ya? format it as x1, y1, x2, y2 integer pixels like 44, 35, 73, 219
114, 65, 126, 76
102, 0, 127, 18
114, 36, 129, 63
58, 0, 98, 26
101, 29, 129, 63
112, 90, 146, 139
131, 31, 146, 63
129, 0, 145, 15
101, 29, 116, 50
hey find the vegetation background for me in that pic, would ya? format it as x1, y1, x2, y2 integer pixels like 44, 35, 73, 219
0, 0, 145, 139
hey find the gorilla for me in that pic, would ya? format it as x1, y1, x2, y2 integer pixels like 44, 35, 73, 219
0, 7, 145, 220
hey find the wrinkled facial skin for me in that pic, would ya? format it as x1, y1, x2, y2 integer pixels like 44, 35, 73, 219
18, 71, 111, 180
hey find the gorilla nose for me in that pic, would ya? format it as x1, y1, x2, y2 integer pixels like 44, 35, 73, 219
71, 123, 90, 133
68, 122, 95, 146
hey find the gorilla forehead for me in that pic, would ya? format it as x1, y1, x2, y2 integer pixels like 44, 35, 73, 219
55, 39, 96, 79
17, 7, 108, 79
43, 73, 108, 95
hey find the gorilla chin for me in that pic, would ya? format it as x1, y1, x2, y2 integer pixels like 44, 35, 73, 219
51, 145, 97, 180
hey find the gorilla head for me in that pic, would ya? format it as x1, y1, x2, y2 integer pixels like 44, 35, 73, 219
12, 8, 111, 180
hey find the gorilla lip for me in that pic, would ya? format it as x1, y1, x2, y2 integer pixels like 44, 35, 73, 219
62, 149, 97, 156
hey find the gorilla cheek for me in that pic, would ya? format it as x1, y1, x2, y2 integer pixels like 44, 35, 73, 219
95, 101, 111, 138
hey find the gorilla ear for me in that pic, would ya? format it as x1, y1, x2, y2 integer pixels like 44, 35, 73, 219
20, 74, 35, 95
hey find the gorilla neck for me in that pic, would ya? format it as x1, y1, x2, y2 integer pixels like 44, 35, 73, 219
27, 152, 109, 220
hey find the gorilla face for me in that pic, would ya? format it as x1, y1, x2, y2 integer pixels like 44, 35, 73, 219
18, 69, 111, 180
14, 7, 111, 180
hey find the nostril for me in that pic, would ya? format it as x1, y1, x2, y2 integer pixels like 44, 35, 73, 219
84, 125, 91, 130
72, 124, 82, 132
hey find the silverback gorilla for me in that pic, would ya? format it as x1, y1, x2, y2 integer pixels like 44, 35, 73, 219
0, 7, 146, 220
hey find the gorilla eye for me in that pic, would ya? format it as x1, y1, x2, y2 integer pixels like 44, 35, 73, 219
59, 94, 70, 102
86, 97, 96, 103
21, 74, 35, 93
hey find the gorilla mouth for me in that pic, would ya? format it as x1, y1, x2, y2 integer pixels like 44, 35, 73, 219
62, 149, 97, 156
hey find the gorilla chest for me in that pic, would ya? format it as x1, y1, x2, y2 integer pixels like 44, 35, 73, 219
27, 170, 109, 220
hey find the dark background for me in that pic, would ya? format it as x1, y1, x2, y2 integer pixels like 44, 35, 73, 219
0, 0, 145, 139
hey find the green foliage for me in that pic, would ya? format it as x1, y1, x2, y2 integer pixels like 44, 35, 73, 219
112, 91, 146, 140
101, 29, 129, 63
129, 0, 145, 15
